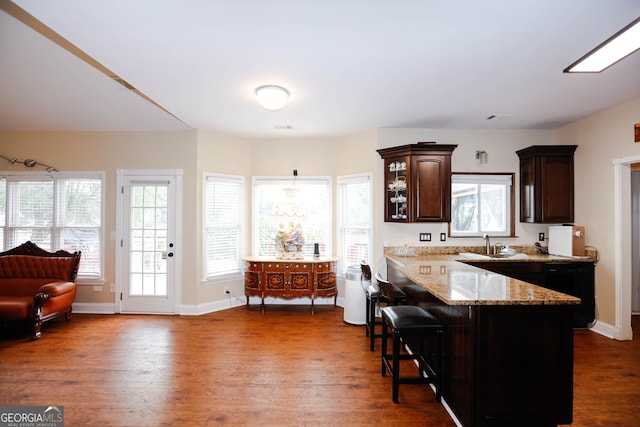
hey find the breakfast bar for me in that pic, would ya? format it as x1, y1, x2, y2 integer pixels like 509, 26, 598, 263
384, 253, 581, 427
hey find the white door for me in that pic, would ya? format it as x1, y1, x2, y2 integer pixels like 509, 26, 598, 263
117, 171, 181, 314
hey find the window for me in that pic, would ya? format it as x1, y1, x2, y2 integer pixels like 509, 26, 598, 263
450, 173, 514, 237
203, 173, 244, 283
252, 177, 331, 257
0, 172, 104, 281
337, 173, 372, 275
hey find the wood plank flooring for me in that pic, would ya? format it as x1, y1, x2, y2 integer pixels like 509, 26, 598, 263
1, 307, 638, 427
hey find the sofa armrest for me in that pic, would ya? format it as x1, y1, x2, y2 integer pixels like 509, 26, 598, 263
38, 281, 76, 298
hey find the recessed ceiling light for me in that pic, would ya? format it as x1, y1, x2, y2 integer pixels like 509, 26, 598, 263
564, 17, 640, 73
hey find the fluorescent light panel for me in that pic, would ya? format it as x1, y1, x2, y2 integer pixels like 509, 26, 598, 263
565, 16, 640, 73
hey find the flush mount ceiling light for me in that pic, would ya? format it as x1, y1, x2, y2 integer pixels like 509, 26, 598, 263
564, 16, 640, 73
255, 85, 289, 111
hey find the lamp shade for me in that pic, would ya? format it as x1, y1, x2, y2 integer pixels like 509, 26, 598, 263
255, 85, 289, 111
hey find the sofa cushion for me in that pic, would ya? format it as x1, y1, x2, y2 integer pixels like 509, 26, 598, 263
0, 296, 33, 320
0, 256, 78, 296
0, 255, 77, 279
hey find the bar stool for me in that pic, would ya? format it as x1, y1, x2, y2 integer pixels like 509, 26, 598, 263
360, 262, 375, 338
380, 304, 444, 404
363, 272, 408, 351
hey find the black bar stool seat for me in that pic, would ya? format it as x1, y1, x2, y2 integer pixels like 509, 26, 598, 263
381, 305, 444, 404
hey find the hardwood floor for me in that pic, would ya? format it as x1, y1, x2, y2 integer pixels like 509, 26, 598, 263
1, 307, 638, 427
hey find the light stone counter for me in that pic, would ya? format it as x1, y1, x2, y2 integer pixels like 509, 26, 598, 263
385, 253, 581, 306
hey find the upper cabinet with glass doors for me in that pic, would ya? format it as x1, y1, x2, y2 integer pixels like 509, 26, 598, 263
377, 143, 457, 223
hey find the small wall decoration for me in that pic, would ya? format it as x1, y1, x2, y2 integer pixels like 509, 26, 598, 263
635, 123, 640, 143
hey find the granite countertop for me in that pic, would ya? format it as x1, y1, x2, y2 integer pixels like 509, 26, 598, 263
385, 253, 581, 306
388, 244, 597, 263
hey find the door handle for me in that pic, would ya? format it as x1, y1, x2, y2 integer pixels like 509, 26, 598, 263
167, 252, 174, 257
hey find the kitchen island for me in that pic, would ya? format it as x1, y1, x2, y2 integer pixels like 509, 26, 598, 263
384, 253, 581, 427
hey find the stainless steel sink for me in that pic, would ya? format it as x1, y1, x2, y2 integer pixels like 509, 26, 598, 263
458, 252, 529, 260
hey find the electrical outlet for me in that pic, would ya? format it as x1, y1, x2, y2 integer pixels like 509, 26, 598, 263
224, 286, 230, 294
539, 232, 545, 241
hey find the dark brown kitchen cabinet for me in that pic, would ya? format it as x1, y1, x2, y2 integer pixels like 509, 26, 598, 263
465, 260, 595, 328
465, 261, 545, 286
377, 142, 457, 222
516, 145, 577, 223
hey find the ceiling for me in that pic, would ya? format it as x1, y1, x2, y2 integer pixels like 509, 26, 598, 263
1, 0, 639, 139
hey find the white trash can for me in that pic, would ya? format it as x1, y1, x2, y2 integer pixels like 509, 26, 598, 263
343, 265, 366, 325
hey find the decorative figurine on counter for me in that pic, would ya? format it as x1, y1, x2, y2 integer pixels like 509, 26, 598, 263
275, 221, 305, 259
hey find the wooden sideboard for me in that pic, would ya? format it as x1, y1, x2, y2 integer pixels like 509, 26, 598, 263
243, 257, 338, 314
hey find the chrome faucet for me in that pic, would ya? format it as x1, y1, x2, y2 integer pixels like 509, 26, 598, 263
483, 234, 490, 255
493, 242, 504, 255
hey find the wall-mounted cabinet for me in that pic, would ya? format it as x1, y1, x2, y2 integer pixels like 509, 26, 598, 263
377, 142, 457, 223
516, 145, 577, 224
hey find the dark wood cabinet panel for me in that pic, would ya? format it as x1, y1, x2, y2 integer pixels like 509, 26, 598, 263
516, 145, 577, 223
243, 259, 337, 314
378, 143, 456, 223
413, 155, 452, 221
475, 306, 574, 425
465, 260, 595, 328
544, 262, 596, 328
466, 261, 545, 286
314, 261, 337, 299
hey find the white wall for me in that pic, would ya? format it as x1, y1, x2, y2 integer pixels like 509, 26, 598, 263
557, 96, 640, 329
375, 128, 557, 250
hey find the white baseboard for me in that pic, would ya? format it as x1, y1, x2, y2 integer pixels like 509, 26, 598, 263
73, 296, 346, 316
179, 297, 246, 315
588, 319, 631, 340
73, 303, 116, 314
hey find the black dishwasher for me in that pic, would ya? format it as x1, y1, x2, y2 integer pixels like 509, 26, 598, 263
544, 262, 596, 328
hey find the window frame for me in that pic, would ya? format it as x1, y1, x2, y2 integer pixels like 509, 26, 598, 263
252, 176, 332, 257
202, 172, 244, 285
449, 172, 515, 238
0, 170, 105, 284
337, 172, 373, 277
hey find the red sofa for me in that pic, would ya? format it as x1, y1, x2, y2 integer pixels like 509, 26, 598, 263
0, 241, 81, 339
